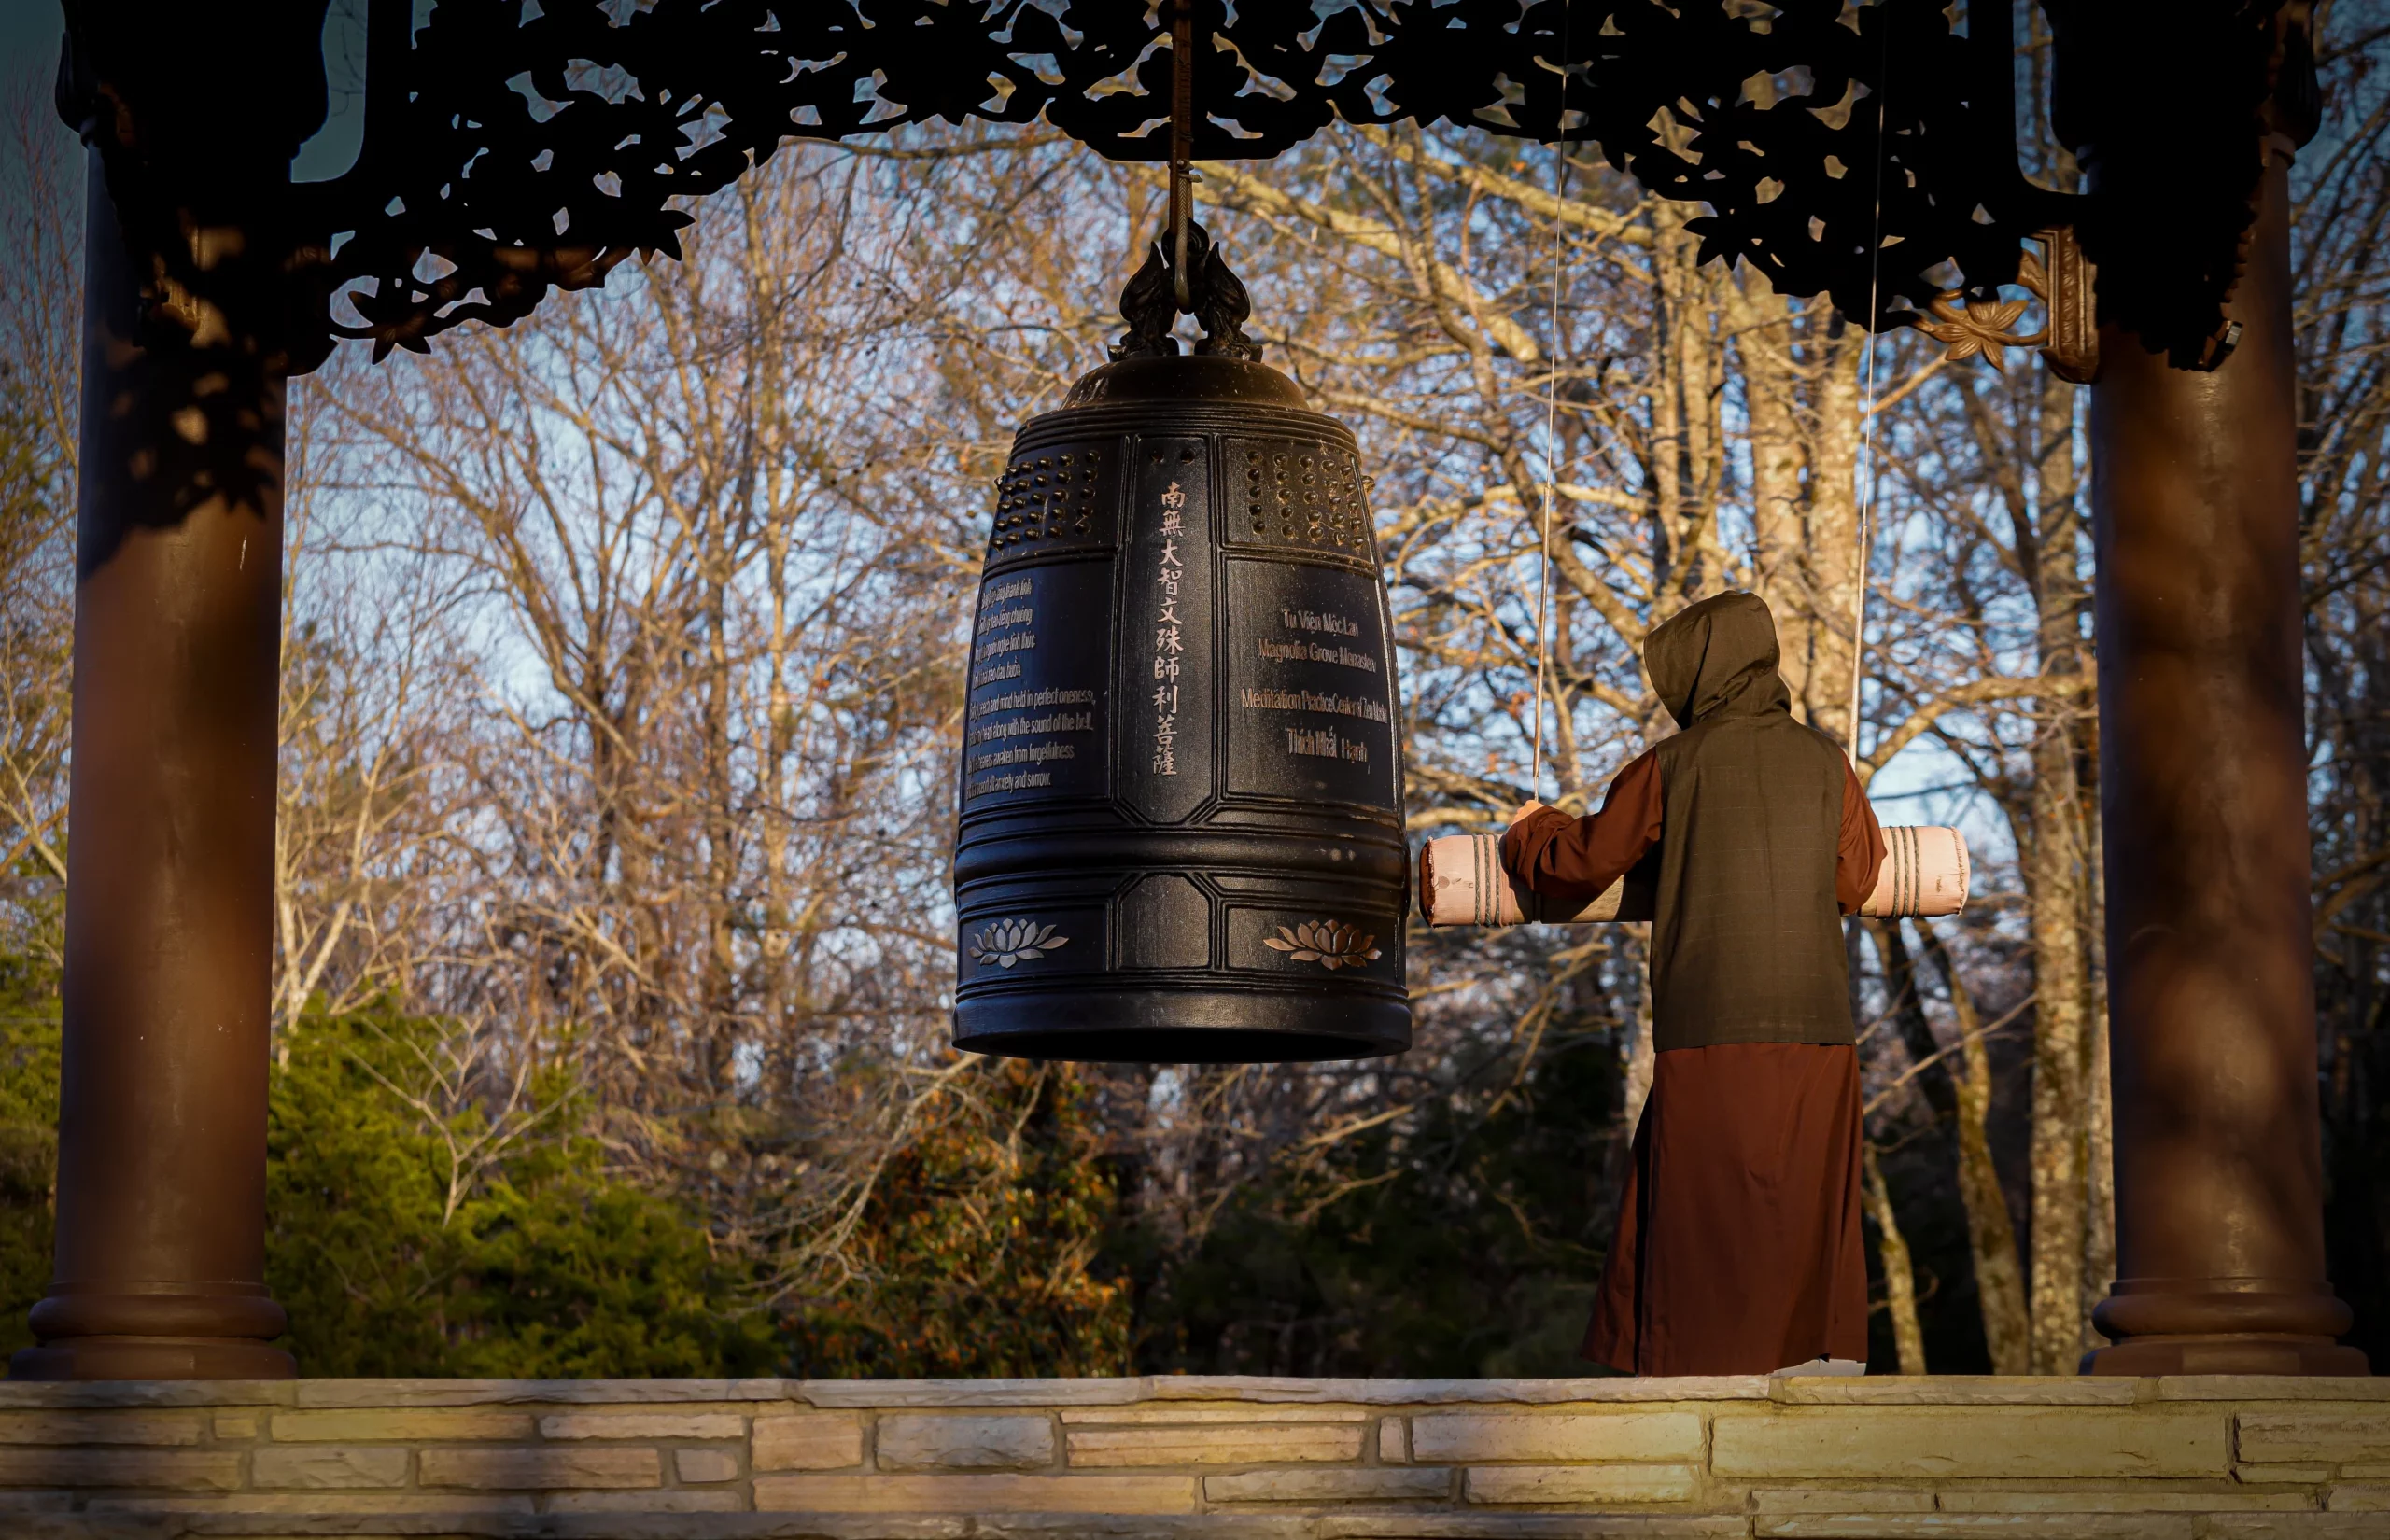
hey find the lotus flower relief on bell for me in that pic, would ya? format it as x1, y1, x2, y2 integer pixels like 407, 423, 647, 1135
948, 223, 1412, 1063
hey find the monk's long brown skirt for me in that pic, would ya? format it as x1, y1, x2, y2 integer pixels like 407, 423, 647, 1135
1583, 1043, 1869, 1376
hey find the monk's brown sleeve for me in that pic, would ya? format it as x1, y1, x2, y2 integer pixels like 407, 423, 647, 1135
1836, 760, 1890, 914
1499, 749, 1665, 902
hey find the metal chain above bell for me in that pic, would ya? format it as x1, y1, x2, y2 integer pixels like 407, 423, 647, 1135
1107, 0, 1262, 368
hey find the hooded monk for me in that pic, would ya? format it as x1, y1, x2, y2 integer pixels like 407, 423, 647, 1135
1502, 591, 1888, 1376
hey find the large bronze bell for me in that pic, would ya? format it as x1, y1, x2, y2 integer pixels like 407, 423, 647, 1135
950, 224, 1411, 1063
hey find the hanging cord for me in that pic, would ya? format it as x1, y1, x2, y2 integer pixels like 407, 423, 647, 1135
1529, 13, 1574, 805
1845, 11, 1893, 761
1169, 0, 1197, 312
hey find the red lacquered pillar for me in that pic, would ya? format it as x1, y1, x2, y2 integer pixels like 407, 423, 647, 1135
2082, 142, 2366, 1376
9, 154, 295, 1379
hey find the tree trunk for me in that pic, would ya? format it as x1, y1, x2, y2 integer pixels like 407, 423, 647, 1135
1875, 919, 2032, 1373
1863, 1142, 1927, 1374
1732, 282, 1816, 718
2084, 994, 2117, 1354
1806, 323, 1865, 749
1995, 352, 2095, 1372
1916, 922, 2033, 1374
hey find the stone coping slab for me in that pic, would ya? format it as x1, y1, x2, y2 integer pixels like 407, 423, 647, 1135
3, 1378, 2385, 1537
21, 1518, 1759, 1539
1, 1377, 2384, 1410
23, 1521, 2390, 1540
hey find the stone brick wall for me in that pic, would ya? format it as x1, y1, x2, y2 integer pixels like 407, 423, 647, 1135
1, 1375, 2385, 1535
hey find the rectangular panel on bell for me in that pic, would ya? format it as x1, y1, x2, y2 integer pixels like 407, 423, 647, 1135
989, 439, 1120, 560
958, 901, 1106, 983
1117, 435, 1214, 825
1221, 437, 1371, 559
1226, 903, 1402, 985
1114, 872, 1214, 970
1222, 558, 1399, 811
962, 557, 1110, 809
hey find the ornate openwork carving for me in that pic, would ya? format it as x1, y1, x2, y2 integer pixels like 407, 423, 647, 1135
58, 0, 2301, 371
2045, 0, 2316, 367
1917, 229, 2101, 381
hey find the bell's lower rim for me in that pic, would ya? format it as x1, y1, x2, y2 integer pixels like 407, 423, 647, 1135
954, 988, 1411, 1064
956, 1025, 1407, 1065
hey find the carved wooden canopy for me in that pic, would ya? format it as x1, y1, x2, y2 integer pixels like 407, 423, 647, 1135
54, 0, 2312, 372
